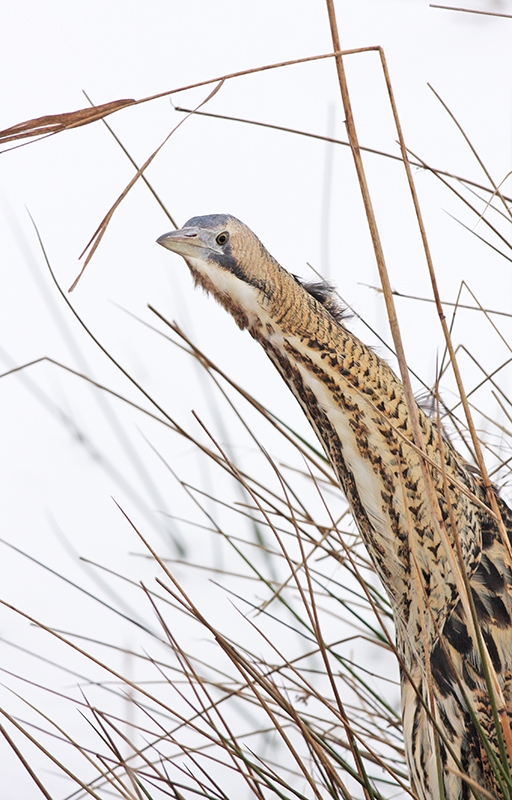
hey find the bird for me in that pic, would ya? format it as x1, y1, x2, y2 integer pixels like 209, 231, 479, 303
157, 214, 512, 800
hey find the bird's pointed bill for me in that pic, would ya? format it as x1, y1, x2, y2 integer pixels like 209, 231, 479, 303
156, 228, 207, 259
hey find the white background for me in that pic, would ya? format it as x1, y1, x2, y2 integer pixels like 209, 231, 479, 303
1, 1, 512, 797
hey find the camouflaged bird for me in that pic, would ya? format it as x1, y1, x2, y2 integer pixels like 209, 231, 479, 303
157, 214, 512, 800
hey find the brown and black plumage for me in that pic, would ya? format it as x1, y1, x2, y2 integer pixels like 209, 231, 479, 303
157, 214, 512, 800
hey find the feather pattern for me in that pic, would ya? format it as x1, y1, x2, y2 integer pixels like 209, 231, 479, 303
158, 214, 512, 800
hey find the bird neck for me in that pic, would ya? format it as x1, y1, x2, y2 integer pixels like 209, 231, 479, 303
247, 279, 482, 646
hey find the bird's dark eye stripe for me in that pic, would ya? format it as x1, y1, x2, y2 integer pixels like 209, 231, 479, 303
216, 231, 229, 245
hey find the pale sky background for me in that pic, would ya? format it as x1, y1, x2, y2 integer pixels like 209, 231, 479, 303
1, 1, 512, 797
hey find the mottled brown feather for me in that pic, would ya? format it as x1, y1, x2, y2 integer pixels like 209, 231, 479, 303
159, 214, 512, 800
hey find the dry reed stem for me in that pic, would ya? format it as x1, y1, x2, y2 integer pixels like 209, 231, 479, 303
0, 704, 104, 799
0, 49, 378, 149
150, 311, 336, 482
255, 458, 371, 793
0, 378, 411, 794
145, 587, 330, 797
430, 5, 512, 19
325, 0, 512, 783
0, 722, 54, 800
3, 7, 510, 796
152, 418, 402, 792
140, 587, 267, 799
385, 47, 512, 779
434, 386, 512, 793
0, 49, 368, 295
427, 83, 512, 221
408, 149, 512, 257
84, 90, 179, 230
400, 104, 512, 574
324, 6, 450, 576
388, 46, 512, 774
172, 106, 512, 205
0, 50, 349, 148
70, 79, 225, 290
365, 285, 512, 320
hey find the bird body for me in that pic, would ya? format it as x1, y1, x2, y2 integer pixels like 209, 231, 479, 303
158, 214, 512, 800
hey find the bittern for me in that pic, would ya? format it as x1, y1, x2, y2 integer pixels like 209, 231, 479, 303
157, 214, 512, 800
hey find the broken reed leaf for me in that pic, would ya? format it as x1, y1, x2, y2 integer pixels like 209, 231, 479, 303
0, 99, 136, 147
0, 51, 351, 152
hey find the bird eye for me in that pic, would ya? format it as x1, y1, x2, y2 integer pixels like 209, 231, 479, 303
216, 231, 229, 245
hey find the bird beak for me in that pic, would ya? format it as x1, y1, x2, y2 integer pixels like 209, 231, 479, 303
156, 227, 206, 259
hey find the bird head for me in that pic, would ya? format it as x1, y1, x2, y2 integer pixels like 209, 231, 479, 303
157, 214, 290, 330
